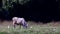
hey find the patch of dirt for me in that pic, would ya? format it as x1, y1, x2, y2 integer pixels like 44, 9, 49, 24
0, 21, 60, 27
0, 21, 12, 26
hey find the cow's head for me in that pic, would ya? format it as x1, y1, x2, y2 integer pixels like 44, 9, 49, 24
23, 22, 28, 28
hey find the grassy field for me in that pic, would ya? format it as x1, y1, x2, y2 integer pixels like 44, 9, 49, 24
0, 21, 60, 34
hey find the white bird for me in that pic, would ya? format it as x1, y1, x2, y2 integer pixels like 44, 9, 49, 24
8, 25, 10, 29
30, 26, 32, 29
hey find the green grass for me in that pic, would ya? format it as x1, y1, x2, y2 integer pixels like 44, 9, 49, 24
0, 25, 60, 34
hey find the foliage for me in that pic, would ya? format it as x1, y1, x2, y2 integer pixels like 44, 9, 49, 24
2, 0, 30, 10
0, 0, 30, 20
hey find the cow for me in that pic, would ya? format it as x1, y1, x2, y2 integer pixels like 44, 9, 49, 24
12, 17, 28, 29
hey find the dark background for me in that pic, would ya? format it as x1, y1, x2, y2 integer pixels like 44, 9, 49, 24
0, 0, 60, 23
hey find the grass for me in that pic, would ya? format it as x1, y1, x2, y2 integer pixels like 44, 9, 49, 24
0, 21, 60, 34
0, 25, 60, 34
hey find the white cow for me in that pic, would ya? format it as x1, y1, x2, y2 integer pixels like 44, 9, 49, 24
12, 17, 28, 28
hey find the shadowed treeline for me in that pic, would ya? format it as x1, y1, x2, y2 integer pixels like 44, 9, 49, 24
0, 0, 60, 23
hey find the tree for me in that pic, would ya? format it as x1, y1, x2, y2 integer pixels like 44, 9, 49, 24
2, 0, 30, 10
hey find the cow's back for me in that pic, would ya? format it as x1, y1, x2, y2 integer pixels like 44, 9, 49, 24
16, 18, 24, 23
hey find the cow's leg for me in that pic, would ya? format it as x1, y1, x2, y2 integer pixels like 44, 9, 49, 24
19, 25, 21, 28
13, 23, 16, 28
13, 24, 16, 29
12, 20, 16, 28
13, 24, 16, 28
